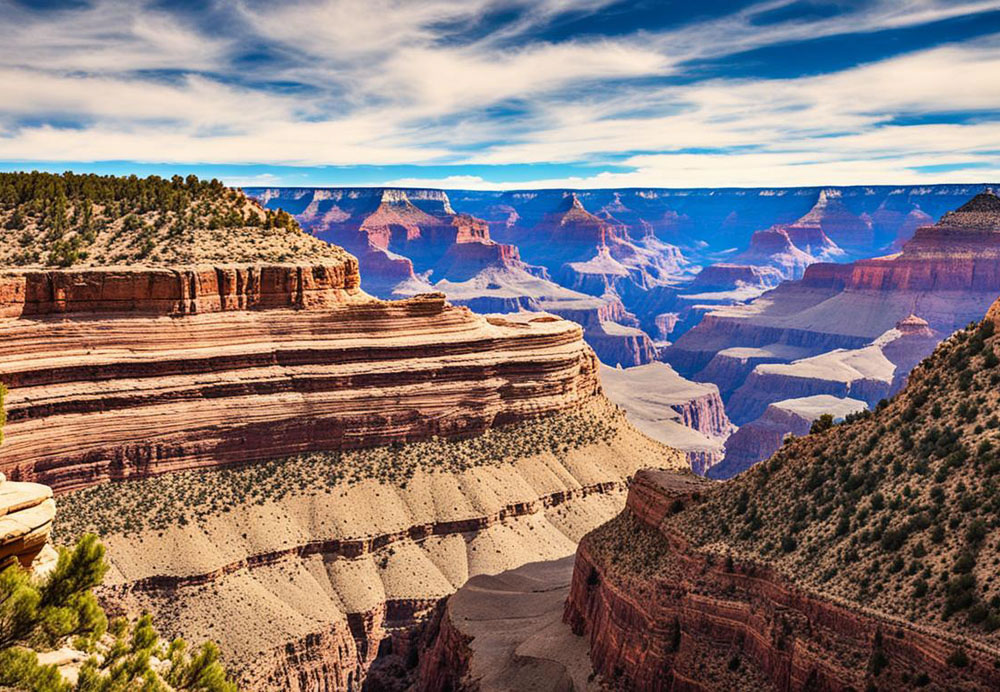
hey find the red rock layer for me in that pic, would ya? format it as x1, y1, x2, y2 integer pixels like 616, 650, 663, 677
564, 470, 1000, 691
0, 282, 600, 493
0, 261, 361, 318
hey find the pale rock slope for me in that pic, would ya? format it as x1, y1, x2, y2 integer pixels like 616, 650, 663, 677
726, 314, 939, 424
598, 362, 734, 474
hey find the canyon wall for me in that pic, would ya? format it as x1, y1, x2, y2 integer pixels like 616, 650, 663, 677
562, 470, 1000, 691
0, 259, 688, 689
0, 264, 602, 492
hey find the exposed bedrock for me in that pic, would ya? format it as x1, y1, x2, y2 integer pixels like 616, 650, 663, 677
692, 345, 812, 402
0, 476, 56, 571
563, 470, 1000, 691
666, 191, 1000, 382
726, 371, 884, 425
599, 363, 733, 475
0, 268, 603, 493
0, 260, 361, 317
725, 317, 939, 425
79, 404, 684, 690
416, 556, 592, 692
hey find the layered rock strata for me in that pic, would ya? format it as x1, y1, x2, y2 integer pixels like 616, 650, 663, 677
0, 475, 56, 570
0, 267, 603, 492
0, 257, 687, 689
62, 400, 684, 690
665, 191, 1000, 380
725, 314, 939, 424
563, 470, 1000, 691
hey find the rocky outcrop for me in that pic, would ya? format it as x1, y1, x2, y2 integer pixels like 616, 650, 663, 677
710, 394, 866, 479
0, 252, 688, 689
563, 470, 1000, 691
733, 227, 816, 280
0, 260, 361, 318
0, 474, 56, 570
81, 400, 685, 690
783, 189, 869, 251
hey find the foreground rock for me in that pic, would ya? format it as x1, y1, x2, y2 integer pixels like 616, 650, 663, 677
0, 263, 683, 689
562, 303, 1000, 690
0, 474, 56, 570
599, 363, 733, 474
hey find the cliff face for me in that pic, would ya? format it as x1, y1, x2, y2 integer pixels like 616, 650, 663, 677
599, 363, 733, 474
0, 261, 360, 318
0, 271, 604, 493
563, 470, 1000, 691
0, 252, 688, 689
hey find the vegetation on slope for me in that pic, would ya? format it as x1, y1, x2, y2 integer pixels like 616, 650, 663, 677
55, 405, 625, 541
0, 171, 345, 267
677, 313, 1000, 642
0, 535, 236, 691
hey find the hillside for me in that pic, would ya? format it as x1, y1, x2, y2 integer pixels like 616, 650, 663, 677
556, 299, 1000, 691
0, 172, 345, 267
678, 306, 1000, 637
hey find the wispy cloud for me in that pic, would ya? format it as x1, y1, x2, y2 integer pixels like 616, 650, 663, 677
0, 0, 998, 186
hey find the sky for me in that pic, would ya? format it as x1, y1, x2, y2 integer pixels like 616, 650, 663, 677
1, 0, 999, 189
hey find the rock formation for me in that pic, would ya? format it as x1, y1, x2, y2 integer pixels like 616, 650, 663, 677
0, 473, 56, 571
0, 174, 692, 690
599, 363, 733, 474
416, 556, 592, 692
665, 190, 1000, 381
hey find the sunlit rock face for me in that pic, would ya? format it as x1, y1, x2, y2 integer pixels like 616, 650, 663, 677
664, 190, 1000, 384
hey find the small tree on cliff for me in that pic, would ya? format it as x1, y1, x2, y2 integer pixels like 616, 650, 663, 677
0, 535, 238, 691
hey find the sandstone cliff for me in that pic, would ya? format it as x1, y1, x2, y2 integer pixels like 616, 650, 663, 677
559, 302, 1000, 689
563, 469, 1000, 691
0, 249, 685, 688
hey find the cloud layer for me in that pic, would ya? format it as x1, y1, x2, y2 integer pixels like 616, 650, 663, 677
0, 0, 998, 187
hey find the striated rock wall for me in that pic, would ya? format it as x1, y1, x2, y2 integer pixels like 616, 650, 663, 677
564, 470, 1000, 691
0, 261, 361, 318
0, 277, 601, 493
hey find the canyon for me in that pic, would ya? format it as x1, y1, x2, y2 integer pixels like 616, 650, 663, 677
599, 363, 733, 475
666, 190, 1000, 400
422, 294, 1000, 691
251, 184, 991, 369
0, 175, 693, 690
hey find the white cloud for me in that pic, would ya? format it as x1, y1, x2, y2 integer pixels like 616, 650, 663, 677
0, 0, 997, 186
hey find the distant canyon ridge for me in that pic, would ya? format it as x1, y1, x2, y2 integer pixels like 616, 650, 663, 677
251, 184, 999, 477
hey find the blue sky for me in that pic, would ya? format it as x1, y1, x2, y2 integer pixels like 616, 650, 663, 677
1, 0, 999, 188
